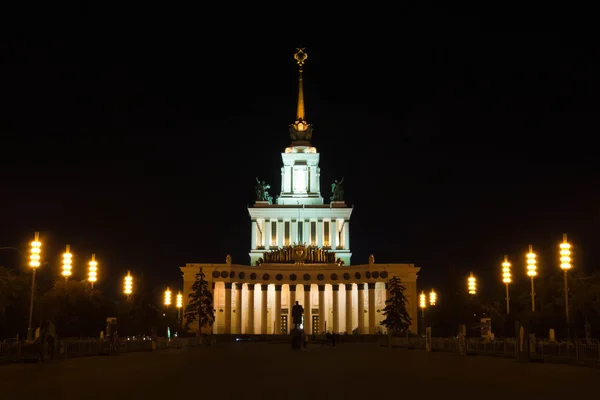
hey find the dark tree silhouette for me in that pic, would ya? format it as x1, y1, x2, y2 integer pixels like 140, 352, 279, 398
184, 268, 215, 333
380, 276, 412, 336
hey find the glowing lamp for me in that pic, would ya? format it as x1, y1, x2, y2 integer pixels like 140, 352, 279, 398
176, 292, 183, 308
124, 272, 133, 295
419, 291, 426, 308
61, 245, 72, 278
468, 273, 477, 295
560, 235, 571, 271
88, 253, 98, 283
164, 287, 172, 306
526, 245, 537, 277
502, 255, 511, 284
29, 233, 41, 268
429, 289, 437, 306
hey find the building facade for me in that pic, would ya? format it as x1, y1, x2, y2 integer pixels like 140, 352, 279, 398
181, 49, 420, 335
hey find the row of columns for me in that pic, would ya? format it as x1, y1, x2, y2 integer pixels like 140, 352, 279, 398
219, 282, 386, 335
251, 218, 349, 249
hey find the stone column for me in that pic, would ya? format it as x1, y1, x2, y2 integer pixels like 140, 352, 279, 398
291, 219, 298, 243
234, 283, 243, 334
318, 285, 326, 333
384, 282, 390, 334
317, 219, 323, 247
368, 283, 376, 334
304, 284, 311, 334
251, 220, 257, 249
343, 220, 350, 249
247, 284, 255, 334
331, 219, 338, 249
261, 284, 268, 334
345, 284, 353, 333
332, 284, 339, 333
277, 219, 283, 247
265, 220, 271, 250
224, 283, 232, 334
274, 285, 282, 334
209, 282, 216, 334
289, 284, 296, 309
357, 283, 365, 334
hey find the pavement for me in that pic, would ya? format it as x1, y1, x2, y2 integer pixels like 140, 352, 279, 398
1, 342, 597, 400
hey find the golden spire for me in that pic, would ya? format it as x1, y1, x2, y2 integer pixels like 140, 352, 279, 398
294, 48, 308, 121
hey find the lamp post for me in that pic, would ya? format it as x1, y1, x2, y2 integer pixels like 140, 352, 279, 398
26, 232, 42, 341
176, 291, 183, 324
61, 245, 72, 281
124, 271, 133, 298
468, 273, 477, 295
419, 291, 426, 336
559, 234, 572, 326
429, 289, 437, 306
164, 287, 172, 307
88, 254, 98, 288
502, 255, 511, 315
526, 245, 537, 312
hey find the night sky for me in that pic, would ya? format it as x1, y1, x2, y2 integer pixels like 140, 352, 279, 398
1, 10, 598, 301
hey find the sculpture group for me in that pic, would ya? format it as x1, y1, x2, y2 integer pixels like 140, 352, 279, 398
330, 177, 344, 201
254, 178, 273, 204
254, 177, 345, 204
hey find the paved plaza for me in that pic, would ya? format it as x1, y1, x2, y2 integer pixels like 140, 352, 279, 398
1, 342, 597, 399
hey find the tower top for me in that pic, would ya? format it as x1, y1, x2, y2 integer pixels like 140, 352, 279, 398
289, 48, 313, 146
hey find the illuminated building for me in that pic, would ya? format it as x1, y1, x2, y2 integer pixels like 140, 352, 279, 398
181, 49, 420, 335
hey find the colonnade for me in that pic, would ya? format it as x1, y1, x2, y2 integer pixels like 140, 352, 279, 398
212, 282, 391, 335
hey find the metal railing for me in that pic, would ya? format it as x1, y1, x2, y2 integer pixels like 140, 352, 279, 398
1, 336, 182, 364
385, 336, 600, 366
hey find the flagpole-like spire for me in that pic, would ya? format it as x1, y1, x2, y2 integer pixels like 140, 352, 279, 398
289, 48, 313, 145
295, 48, 307, 121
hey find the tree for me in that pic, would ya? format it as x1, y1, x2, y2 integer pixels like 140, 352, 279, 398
184, 268, 215, 333
380, 276, 412, 337
0, 266, 30, 338
39, 280, 110, 337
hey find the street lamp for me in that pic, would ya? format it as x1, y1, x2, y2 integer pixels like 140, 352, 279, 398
502, 255, 511, 315
467, 273, 476, 295
176, 292, 183, 324
88, 254, 98, 287
61, 245, 72, 280
124, 271, 133, 297
164, 287, 172, 306
26, 232, 41, 341
526, 245, 537, 312
419, 291, 426, 336
429, 289, 437, 306
559, 233, 572, 325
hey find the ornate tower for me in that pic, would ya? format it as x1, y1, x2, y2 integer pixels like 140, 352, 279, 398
278, 48, 324, 206
248, 48, 352, 266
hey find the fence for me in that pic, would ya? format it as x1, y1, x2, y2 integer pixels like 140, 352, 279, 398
386, 336, 600, 366
0, 336, 181, 364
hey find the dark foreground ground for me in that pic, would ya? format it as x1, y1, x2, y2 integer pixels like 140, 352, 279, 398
1, 342, 597, 400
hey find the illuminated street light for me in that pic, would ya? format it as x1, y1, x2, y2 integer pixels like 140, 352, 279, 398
502, 255, 511, 315
467, 273, 476, 295
560, 233, 572, 326
26, 232, 42, 341
124, 271, 133, 297
419, 291, 426, 336
176, 291, 183, 324
429, 289, 437, 306
88, 254, 98, 287
61, 245, 72, 279
164, 287, 172, 306
526, 245, 537, 312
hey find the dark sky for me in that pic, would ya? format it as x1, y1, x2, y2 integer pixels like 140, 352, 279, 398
1, 9, 598, 300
